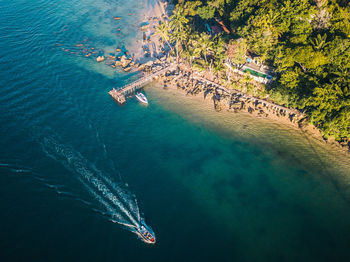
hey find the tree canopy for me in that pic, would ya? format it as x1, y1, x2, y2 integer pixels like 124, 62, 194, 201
170, 0, 350, 141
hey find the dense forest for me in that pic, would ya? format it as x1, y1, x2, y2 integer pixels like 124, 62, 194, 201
159, 0, 349, 142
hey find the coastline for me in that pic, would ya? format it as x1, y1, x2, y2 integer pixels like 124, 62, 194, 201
107, 0, 349, 154
65, 0, 349, 153
148, 63, 350, 154
145, 81, 350, 182
2, 1, 350, 261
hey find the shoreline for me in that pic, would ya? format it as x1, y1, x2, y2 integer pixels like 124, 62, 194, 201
145, 62, 350, 154
107, 0, 349, 154
111, 0, 350, 153
65, 0, 349, 153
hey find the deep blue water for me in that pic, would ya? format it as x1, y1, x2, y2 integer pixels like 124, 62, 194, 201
1, 0, 350, 261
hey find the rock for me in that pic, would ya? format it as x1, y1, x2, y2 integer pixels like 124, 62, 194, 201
96, 56, 105, 62
123, 66, 131, 72
141, 24, 150, 31
143, 60, 154, 67
120, 55, 131, 67
248, 106, 254, 114
122, 60, 131, 67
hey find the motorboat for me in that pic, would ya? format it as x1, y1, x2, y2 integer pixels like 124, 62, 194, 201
135, 92, 148, 105
136, 220, 156, 244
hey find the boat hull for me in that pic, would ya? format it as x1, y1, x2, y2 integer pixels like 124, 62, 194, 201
137, 220, 156, 244
136, 231, 156, 244
135, 93, 148, 104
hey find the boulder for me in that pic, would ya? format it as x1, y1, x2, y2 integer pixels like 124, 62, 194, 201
143, 60, 154, 67
123, 66, 131, 72
141, 24, 150, 31
96, 56, 105, 62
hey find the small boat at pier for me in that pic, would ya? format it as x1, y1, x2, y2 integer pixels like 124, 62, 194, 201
135, 92, 148, 105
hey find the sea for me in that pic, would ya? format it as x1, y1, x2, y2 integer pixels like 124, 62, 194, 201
0, 0, 350, 261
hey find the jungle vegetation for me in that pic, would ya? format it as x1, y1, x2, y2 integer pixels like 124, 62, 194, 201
158, 0, 350, 142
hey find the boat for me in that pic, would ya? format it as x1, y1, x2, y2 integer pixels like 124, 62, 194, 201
136, 220, 156, 244
135, 92, 148, 104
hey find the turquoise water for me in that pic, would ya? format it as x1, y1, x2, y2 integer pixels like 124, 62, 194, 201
1, 0, 350, 261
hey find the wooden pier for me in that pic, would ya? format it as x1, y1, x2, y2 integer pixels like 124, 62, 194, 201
109, 63, 176, 104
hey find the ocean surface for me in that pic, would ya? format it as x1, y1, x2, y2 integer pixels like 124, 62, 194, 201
1, 0, 350, 261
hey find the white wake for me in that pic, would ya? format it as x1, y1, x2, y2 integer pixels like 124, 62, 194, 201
40, 136, 142, 231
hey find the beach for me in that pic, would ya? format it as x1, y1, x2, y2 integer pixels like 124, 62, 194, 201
84, 0, 348, 153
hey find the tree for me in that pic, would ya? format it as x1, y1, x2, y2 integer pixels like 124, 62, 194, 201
193, 33, 214, 68
310, 34, 329, 51
196, 6, 216, 20
169, 0, 350, 141
227, 39, 247, 67
170, 6, 189, 62
155, 22, 174, 53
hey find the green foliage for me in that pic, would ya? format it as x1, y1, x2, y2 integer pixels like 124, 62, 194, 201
196, 5, 216, 20
170, 0, 350, 141
228, 39, 247, 65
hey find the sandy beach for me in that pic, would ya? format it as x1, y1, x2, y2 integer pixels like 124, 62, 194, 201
64, 0, 348, 153
127, 0, 172, 64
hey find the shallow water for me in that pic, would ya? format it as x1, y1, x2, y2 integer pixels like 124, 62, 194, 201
1, 0, 350, 261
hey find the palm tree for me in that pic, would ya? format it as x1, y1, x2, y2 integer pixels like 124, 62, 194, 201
310, 34, 329, 51
212, 35, 226, 73
170, 25, 190, 62
169, 7, 189, 62
183, 36, 196, 66
169, 7, 188, 33
155, 21, 174, 54
193, 33, 214, 68
332, 68, 350, 95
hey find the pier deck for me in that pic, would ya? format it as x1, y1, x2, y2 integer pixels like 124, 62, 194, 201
109, 63, 176, 104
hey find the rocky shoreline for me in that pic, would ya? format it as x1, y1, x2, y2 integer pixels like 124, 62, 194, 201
155, 64, 304, 122
57, 0, 349, 153
139, 61, 350, 153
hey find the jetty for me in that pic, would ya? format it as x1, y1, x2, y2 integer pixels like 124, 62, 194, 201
109, 63, 176, 104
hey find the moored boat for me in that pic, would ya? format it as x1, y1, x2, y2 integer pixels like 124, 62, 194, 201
135, 92, 148, 105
